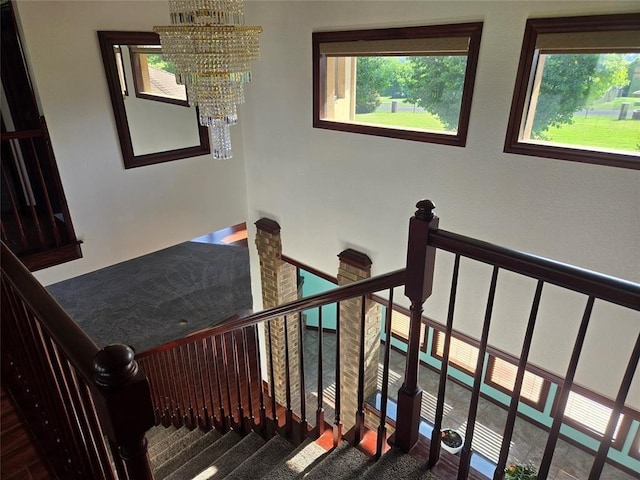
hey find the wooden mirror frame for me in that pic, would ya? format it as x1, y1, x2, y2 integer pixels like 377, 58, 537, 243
98, 30, 210, 169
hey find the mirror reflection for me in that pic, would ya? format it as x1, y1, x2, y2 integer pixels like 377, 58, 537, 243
98, 31, 209, 169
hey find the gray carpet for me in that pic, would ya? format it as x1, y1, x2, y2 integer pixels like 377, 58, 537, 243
47, 241, 252, 352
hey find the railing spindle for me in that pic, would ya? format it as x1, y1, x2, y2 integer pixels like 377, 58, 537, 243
589, 331, 640, 479
252, 325, 267, 431
203, 338, 217, 429
232, 330, 246, 432
333, 301, 342, 448
267, 320, 279, 435
297, 312, 307, 441
241, 327, 256, 432
458, 266, 499, 480
354, 294, 367, 444
316, 307, 325, 436
429, 254, 460, 467
283, 316, 294, 437
220, 334, 235, 428
538, 296, 594, 479
494, 280, 544, 479
211, 336, 228, 431
0, 159, 28, 248
377, 288, 394, 458
28, 136, 61, 245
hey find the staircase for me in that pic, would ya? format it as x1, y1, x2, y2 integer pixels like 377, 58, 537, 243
146, 424, 436, 480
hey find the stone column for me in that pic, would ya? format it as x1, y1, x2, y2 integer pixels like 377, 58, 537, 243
254, 219, 300, 415
337, 249, 381, 433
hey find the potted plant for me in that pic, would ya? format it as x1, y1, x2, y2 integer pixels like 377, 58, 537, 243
505, 462, 538, 480
440, 428, 464, 455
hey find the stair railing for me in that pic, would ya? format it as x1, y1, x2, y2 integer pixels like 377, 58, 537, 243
136, 267, 407, 444
0, 242, 155, 479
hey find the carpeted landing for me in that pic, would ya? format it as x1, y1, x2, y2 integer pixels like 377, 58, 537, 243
46, 241, 252, 353
146, 424, 438, 480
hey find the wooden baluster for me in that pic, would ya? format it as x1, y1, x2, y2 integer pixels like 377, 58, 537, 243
494, 280, 544, 479
241, 327, 256, 432
197, 339, 212, 430
297, 312, 308, 442
267, 320, 279, 436
589, 332, 640, 479
458, 266, 499, 480
429, 254, 460, 468
220, 334, 235, 429
211, 336, 228, 431
0, 160, 28, 249
283, 316, 294, 437
253, 324, 267, 432
377, 289, 394, 458
13, 137, 45, 246
93, 344, 155, 480
333, 302, 342, 448
28, 136, 61, 245
179, 345, 196, 428
315, 307, 325, 437
188, 344, 202, 428
170, 349, 186, 427
354, 295, 367, 444
232, 330, 246, 433
203, 336, 218, 429
538, 297, 594, 479
395, 199, 439, 452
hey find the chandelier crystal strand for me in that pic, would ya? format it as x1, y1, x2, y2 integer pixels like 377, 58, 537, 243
154, 0, 262, 159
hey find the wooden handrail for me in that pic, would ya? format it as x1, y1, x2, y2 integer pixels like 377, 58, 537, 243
0, 128, 44, 141
430, 229, 640, 310
136, 268, 407, 358
0, 242, 99, 383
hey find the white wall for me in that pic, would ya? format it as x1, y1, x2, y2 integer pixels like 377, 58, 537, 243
241, 1, 640, 406
14, 0, 249, 285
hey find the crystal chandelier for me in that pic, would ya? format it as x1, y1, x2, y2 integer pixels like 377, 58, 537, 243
154, 0, 262, 159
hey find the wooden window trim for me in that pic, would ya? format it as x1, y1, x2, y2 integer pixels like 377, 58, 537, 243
431, 329, 479, 375
313, 22, 483, 147
504, 13, 640, 170
630, 426, 640, 461
484, 355, 550, 411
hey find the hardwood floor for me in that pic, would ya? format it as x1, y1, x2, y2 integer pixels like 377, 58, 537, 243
1, 386, 52, 480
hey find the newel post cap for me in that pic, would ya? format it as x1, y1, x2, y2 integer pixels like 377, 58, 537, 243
93, 344, 139, 389
415, 199, 436, 222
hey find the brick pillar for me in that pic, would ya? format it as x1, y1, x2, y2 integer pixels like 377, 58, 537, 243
337, 249, 381, 433
254, 219, 300, 414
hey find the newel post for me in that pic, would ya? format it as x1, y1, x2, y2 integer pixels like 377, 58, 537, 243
394, 200, 439, 452
93, 344, 156, 480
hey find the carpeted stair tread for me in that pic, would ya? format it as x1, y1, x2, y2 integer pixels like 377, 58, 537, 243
153, 429, 222, 480
225, 434, 295, 480
361, 447, 434, 480
146, 425, 171, 443
149, 426, 191, 458
164, 430, 243, 480
302, 441, 371, 479
266, 438, 328, 480
189, 431, 265, 480
151, 426, 206, 467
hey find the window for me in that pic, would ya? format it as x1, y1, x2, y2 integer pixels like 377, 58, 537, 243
130, 46, 189, 106
554, 388, 629, 449
485, 356, 549, 410
313, 23, 483, 147
631, 426, 640, 461
432, 329, 479, 374
389, 309, 425, 347
505, 14, 640, 169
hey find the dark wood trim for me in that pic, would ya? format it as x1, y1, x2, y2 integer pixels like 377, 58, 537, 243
97, 31, 210, 169
282, 255, 338, 284
312, 22, 483, 148
338, 248, 372, 270
254, 218, 281, 235
503, 13, 640, 170
21, 241, 83, 272
0, 129, 44, 140
484, 355, 550, 412
134, 91, 190, 107
429, 229, 640, 310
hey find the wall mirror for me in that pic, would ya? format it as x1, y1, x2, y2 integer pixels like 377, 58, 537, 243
98, 31, 209, 169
